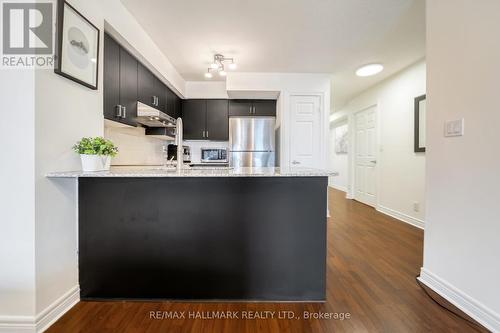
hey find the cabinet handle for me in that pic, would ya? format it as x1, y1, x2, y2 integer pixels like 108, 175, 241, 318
206, 130, 209, 138
122, 106, 127, 118
202, 130, 205, 138
115, 105, 122, 118
249, 106, 252, 114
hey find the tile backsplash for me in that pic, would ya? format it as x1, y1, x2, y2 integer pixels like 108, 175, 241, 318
105, 120, 229, 165
105, 120, 167, 166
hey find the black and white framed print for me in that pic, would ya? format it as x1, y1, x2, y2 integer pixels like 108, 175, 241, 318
54, 0, 100, 90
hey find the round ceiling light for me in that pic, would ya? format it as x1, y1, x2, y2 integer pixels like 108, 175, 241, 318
355, 64, 384, 77
204, 72, 213, 79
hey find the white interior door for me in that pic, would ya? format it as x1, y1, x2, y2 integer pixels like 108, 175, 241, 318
289, 95, 322, 168
354, 106, 377, 207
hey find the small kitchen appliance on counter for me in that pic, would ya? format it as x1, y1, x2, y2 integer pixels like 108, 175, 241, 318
189, 147, 229, 167
167, 144, 191, 163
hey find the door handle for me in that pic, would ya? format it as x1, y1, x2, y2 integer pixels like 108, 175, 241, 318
292, 160, 300, 165
115, 105, 122, 118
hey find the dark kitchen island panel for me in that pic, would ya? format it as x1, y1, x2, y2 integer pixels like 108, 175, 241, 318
78, 176, 327, 301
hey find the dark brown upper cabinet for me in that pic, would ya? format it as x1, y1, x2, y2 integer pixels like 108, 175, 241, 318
252, 100, 277, 116
229, 99, 276, 116
182, 99, 229, 140
228, 100, 253, 116
154, 77, 166, 111
103, 34, 120, 122
206, 100, 229, 141
103, 34, 137, 127
104, 33, 183, 128
182, 100, 207, 140
165, 88, 181, 120
138, 63, 157, 108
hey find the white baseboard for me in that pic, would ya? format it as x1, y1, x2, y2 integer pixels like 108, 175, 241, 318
376, 205, 425, 229
328, 184, 347, 193
419, 268, 500, 332
36, 286, 79, 332
0, 316, 35, 333
0, 286, 79, 333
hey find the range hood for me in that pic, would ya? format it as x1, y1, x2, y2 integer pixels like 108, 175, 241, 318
136, 101, 176, 128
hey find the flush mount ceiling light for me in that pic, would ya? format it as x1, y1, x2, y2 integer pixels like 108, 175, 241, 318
355, 63, 384, 77
205, 54, 236, 79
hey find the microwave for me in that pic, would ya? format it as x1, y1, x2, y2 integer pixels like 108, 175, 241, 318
201, 148, 228, 163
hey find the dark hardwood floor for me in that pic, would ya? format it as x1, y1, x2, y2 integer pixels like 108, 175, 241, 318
47, 188, 483, 332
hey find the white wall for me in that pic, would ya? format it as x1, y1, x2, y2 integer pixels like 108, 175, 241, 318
329, 121, 348, 191
0, 0, 187, 329
0, 70, 36, 320
185, 81, 228, 99
421, 1, 500, 331
336, 60, 426, 227
226, 72, 331, 169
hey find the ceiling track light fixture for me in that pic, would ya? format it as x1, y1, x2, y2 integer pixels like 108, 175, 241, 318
205, 53, 236, 79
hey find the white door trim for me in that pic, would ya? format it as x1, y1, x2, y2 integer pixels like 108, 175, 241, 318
349, 104, 379, 206
285, 92, 327, 169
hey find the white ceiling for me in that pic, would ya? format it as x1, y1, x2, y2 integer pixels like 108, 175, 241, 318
121, 0, 425, 109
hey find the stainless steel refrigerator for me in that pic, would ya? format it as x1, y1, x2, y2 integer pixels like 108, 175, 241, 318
229, 117, 276, 167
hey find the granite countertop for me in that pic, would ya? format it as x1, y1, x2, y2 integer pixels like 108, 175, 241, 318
46, 166, 336, 178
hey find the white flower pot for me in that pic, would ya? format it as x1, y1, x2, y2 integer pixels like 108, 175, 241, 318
80, 154, 111, 172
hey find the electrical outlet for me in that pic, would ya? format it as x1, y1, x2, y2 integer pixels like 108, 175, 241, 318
413, 201, 420, 212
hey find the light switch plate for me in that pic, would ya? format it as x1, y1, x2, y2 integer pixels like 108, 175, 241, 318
444, 119, 464, 137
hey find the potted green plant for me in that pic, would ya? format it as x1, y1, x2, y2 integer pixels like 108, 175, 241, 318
73, 137, 118, 171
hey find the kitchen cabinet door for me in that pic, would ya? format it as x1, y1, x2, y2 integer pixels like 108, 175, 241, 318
206, 100, 229, 140
103, 34, 120, 121
138, 63, 156, 108
155, 78, 166, 111
174, 94, 182, 120
229, 100, 253, 116
252, 100, 277, 116
119, 48, 138, 126
165, 87, 176, 118
182, 100, 207, 140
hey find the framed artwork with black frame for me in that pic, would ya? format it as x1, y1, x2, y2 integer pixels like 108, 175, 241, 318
54, 0, 100, 90
414, 94, 426, 153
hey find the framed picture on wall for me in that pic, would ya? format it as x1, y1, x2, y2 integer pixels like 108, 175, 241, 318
54, 0, 100, 90
414, 94, 426, 152
335, 124, 349, 154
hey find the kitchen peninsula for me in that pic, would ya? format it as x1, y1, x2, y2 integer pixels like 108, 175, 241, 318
48, 167, 329, 301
